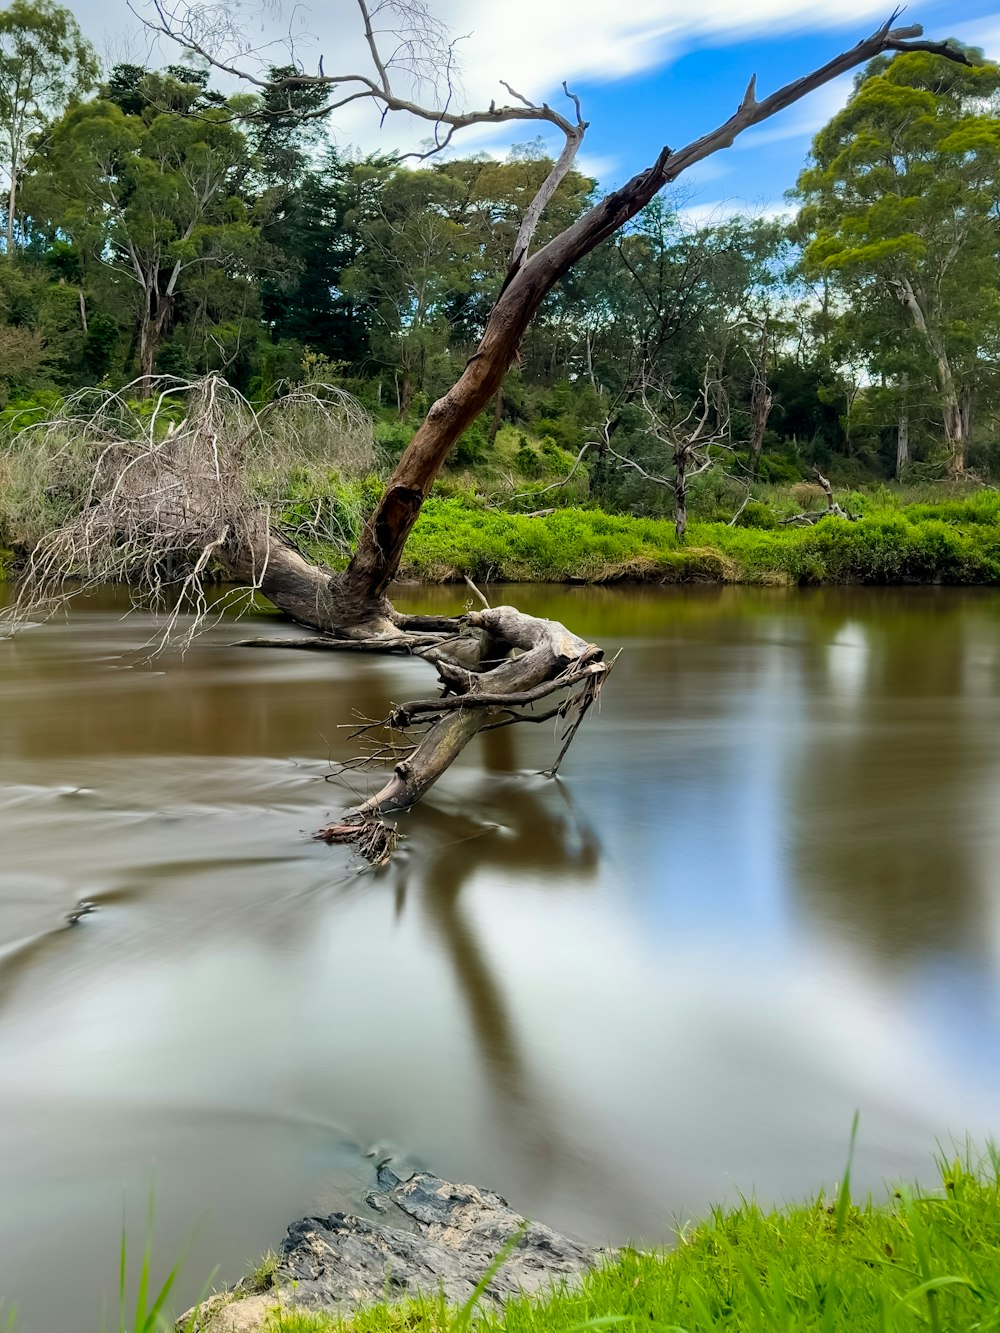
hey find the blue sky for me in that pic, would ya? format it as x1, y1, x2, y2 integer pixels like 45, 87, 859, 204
563, 1, 1000, 216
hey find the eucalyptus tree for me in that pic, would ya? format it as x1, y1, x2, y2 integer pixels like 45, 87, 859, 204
343, 162, 476, 412
11, 3, 974, 852
795, 47, 1000, 476
28, 70, 269, 390
0, 0, 97, 256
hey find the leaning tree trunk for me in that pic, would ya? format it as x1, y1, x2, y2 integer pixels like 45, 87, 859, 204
227, 18, 970, 845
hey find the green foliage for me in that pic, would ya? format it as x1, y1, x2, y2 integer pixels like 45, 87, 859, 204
795, 49, 1000, 472
450, 416, 489, 468
374, 419, 414, 457
0, 0, 98, 251
364, 489, 1000, 587
732, 500, 775, 530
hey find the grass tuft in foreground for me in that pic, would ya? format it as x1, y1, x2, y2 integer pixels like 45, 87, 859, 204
257, 1150, 1000, 1333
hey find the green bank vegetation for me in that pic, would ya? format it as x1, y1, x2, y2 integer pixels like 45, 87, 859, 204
395, 489, 1000, 587
193, 1149, 1000, 1333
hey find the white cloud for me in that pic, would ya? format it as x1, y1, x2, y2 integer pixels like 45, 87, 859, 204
428, 0, 889, 102
949, 13, 1000, 56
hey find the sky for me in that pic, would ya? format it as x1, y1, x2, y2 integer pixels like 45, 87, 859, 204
83, 0, 1000, 217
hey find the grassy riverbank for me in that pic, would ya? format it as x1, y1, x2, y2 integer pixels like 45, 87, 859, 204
199, 1151, 1000, 1333
391, 494, 1000, 586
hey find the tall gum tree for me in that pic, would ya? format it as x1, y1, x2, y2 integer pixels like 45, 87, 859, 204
795, 48, 1000, 477
16, 3, 975, 854
28, 71, 268, 391
0, 0, 97, 256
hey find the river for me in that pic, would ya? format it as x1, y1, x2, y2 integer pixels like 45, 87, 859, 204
2, 583, 1000, 1329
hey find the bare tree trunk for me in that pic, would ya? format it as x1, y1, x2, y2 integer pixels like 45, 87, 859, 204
896, 411, 909, 479
5, 176, 15, 256
896, 374, 909, 479
748, 320, 773, 479
137, 292, 174, 397
398, 372, 414, 418
892, 275, 967, 477
674, 447, 687, 541
942, 389, 968, 478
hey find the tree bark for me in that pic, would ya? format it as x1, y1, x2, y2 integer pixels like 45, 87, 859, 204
675, 448, 687, 541
5, 167, 16, 257
896, 409, 909, 479
892, 275, 968, 476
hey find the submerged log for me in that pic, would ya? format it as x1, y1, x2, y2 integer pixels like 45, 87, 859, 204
180, 1168, 602, 1332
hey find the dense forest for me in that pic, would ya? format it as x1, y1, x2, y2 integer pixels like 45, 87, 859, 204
0, 0, 997, 529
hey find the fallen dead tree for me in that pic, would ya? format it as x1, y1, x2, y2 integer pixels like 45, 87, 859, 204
2, 9, 969, 859
778, 468, 857, 527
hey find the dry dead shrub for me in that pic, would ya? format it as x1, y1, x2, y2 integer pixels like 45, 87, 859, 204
0, 375, 375, 645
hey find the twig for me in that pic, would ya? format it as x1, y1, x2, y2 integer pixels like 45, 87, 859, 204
463, 575, 490, 609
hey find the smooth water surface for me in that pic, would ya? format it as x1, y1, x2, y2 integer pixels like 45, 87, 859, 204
2, 584, 1000, 1329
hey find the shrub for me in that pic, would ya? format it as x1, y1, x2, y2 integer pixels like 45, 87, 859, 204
374, 420, 414, 458
790, 481, 827, 510
733, 499, 776, 529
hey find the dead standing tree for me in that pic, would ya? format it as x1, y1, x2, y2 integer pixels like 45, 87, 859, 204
13, 4, 971, 856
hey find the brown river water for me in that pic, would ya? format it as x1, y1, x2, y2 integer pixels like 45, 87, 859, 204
2, 583, 1000, 1329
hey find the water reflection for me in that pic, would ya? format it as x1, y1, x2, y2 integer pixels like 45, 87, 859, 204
395, 777, 601, 1193
787, 595, 998, 968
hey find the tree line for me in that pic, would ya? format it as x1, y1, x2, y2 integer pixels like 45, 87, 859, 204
1, 0, 997, 495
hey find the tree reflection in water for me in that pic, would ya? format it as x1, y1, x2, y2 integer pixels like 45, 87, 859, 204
387, 758, 618, 1205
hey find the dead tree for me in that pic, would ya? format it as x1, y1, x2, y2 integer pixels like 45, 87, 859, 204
747, 319, 774, 479
779, 467, 856, 526
9, 4, 970, 856
592, 370, 731, 541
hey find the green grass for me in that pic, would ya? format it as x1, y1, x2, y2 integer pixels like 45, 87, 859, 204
244, 1251, 281, 1294
386, 496, 1000, 587
255, 1149, 1000, 1333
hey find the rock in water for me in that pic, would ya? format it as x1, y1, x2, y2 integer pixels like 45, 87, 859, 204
183, 1168, 601, 1332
